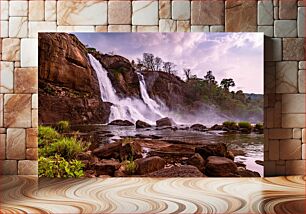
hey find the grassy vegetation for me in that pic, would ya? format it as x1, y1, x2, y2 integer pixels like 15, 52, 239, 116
56, 120, 70, 133
123, 160, 137, 175
38, 125, 88, 178
223, 121, 238, 130
255, 123, 264, 130
238, 121, 252, 129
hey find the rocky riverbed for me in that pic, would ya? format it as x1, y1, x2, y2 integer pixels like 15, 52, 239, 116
67, 118, 263, 178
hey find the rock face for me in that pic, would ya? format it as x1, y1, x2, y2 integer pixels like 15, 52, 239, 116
136, 120, 152, 128
205, 156, 239, 177
108, 119, 134, 126
195, 143, 227, 159
147, 165, 205, 177
187, 153, 206, 172
38, 33, 111, 124
135, 156, 166, 175
156, 117, 175, 127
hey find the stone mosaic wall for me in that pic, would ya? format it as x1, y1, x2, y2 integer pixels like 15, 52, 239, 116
0, 0, 305, 176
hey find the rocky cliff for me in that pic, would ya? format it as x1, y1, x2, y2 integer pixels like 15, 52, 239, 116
38, 33, 111, 124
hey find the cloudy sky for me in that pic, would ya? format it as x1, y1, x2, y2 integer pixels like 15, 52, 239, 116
74, 33, 263, 94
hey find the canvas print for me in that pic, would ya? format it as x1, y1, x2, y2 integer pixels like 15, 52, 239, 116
38, 32, 264, 178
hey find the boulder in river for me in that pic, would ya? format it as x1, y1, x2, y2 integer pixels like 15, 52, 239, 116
190, 124, 207, 132
146, 165, 205, 177
195, 142, 227, 159
237, 167, 260, 177
135, 156, 166, 175
210, 124, 223, 130
136, 120, 152, 128
187, 153, 206, 172
92, 142, 122, 160
108, 119, 134, 126
205, 156, 239, 177
156, 117, 175, 127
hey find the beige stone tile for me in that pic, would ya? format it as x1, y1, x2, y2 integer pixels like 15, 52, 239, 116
299, 61, 306, 70
298, 70, 305, 93
29, 21, 57, 38
57, 1, 107, 25
283, 38, 305, 61
9, 1, 28, 17
275, 163, 286, 176
303, 129, 306, 143
282, 94, 305, 114
172, 1, 190, 20
108, 25, 131, 32
95, 26, 108, 32
298, 7, 305, 37
282, 114, 305, 128
2, 38, 20, 61
26, 128, 38, 148
264, 62, 276, 94
285, 160, 305, 175
191, 25, 209, 32
0, 94, 3, 127
264, 129, 269, 151
0, 160, 17, 175
0, 61, 14, 93
132, 25, 136, 32
32, 94, 38, 109
225, 0, 256, 32
177, 21, 190, 32
0, 1, 9, 20
14, 61, 20, 68
4, 94, 32, 128
20, 39, 38, 67
192, 0, 224, 25
274, 7, 279, 20
6, 128, 26, 159
159, 19, 176, 32
258, 0, 273, 25
45, 1, 57, 21
293, 128, 302, 139
18, 160, 38, 175
258, 26, 273, 37
9, 17, 28, 38
298, 0, 305, 6
0, 128, 6, 134
266, 108, 274, 128
274, 20, 297, 37
302, 144, 306, 159
268, 140, 279, 160
0, 134, 5, 159
14, 68, 38, 94
264, 160, 276, 176
26, 148, 38, 160
264, 38, 282, 62
136, 26, 159, 32
210, 25, 224, 32
273, 0, 279, 6
275, 61, 298, 93
108, 1, 131, 24
279, 139, 302, 160
132, 1, 158, 25
159, 1, 171, 19
279, 0, 297, 19
29, 1, 44, 21
32, 109, 38, 128
273, 96, 282, 128
0, 21, 9, 37
269, 128, 293, 139
57, 26, 95, 32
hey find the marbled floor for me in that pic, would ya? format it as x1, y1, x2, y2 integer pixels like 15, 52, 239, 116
0, 176, 305, 214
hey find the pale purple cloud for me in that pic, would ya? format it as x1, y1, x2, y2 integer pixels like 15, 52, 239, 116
74, 32, 263, 94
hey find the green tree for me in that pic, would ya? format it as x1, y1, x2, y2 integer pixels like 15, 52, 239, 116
220, 78, 235, 90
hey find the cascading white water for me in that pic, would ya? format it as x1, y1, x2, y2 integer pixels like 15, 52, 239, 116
88, 54, 164, 124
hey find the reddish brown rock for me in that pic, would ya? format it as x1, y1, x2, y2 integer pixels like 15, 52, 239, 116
92, 142, 122, 160
136, 120, 152, 128
187, 153, 206, 172
195, 143, 227, 159
237, 167, 260, 177
26, 148, 38, 160
14, 68, 38, 93
225, 0, 257, 32
283, 38, 305, 61
205, 156, 239, 177
191, 0, 224, 25
93, 159, 121, 176
135, 156, 166, 175
279, 0, 297, 19
26, 128, 38, 148
146, 165, 205, 177
156, 117, 175, 127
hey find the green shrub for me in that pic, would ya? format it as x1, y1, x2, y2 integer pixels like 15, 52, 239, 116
238, 121, 252, 129
255, 123, 264, 130
124, 160, 137, 175
38, 154, 84, 178
38, 126, 60, 146
39, 137, 87, 160
57, 120, 70, 133
222, 121, 237, 129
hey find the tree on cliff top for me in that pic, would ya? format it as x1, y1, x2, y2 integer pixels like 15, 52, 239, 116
220, 78, 235, 90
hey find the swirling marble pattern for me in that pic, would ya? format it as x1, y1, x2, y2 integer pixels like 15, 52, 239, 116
0, 176, 305, 214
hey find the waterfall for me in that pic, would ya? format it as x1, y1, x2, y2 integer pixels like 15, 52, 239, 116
88, 54, 164, 124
